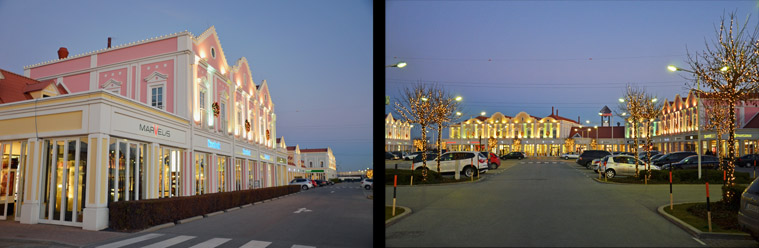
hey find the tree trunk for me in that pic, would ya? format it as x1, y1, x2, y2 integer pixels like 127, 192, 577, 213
645, 121, 653, 184
727, 97, 736, 187
421, 125, 428, 182
436, 123, 443, 174
633, 121, 640, 177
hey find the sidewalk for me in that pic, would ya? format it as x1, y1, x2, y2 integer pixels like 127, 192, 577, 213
0, 219, 127, 247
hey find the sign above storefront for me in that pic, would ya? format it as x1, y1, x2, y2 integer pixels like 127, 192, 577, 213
260, 153, 273, 161
112, 113, 186, 144
277, 157, 286, 163
207, 139, 221, 150
306, 169, 324, 173
242, 148, 251, 156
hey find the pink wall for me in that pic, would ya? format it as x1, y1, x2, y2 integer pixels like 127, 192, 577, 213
131, 66, 137, 99
193, 34, 226, 73
139, 59, 175, 113
98, 38, 178, 66
62, 73, 90, 93
30, 56, 90, 79
98, 68, 128, 96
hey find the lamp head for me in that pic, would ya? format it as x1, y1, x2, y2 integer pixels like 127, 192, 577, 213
396, 61, 407, 68
667, 65, 678, 72
455, 96, 462, 101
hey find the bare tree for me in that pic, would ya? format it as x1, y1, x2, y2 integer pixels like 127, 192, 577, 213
394, 83, 435, 182
684, 12, 759, 196
430, 84, 461, 174
639, 91, 663, 184
702, 97, 731, 182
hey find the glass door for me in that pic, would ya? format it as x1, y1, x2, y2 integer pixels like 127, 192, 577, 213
1, 141, 27, 221
39, 138, 87, 226
108, 139, 146, 203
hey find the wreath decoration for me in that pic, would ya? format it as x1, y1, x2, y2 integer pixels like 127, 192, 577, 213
211, 102, 220, 118
245, 119, 251, 132
266, 130, 270, 140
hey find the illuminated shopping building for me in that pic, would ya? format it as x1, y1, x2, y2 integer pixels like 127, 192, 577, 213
641, 91, 759, 156
300, 148, 337, 181
445, 108, 583, 156
0, 26, 321, 230
385, 113, 412, 152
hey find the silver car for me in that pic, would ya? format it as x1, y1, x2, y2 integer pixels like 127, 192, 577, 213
739, 177, 759, 241
289, 178, 314, 190
600, 155, 648, 178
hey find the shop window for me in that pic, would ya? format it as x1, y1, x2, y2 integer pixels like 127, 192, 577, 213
218, 156, 227, 192
321, 161, 324, 168
158, 147, 182, 198
194, 152, 208, 195
310, 162, 313, 168
220, 102, 227, 133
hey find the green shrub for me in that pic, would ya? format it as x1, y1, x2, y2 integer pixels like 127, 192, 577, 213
633, 168, 752, 184
722, 184, 748, 211
109, 185, 300, 231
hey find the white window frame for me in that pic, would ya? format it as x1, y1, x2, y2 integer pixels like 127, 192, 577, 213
101, 78, 122, 95
149, 83, 166, 110
144, 71, 168, 110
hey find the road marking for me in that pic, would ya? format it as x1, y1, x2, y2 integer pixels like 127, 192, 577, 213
291, 245, 316, 248
96, 233, 164, 248
691, 237, 707, 246
294, 208, 312, 213
239, 240, 272, 248
143, 235, 196, 248
188, 238, 231, 248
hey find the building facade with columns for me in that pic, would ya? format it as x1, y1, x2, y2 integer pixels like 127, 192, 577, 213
300, 148, 337, 180
639, 91, 759, 157
0, 26, 295, 231
445, 108, 583, 156
385, 113, 412, 152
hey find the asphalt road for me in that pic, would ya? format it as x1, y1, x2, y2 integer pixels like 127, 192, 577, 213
385, 158, 759, 247
87, 183, 372, 248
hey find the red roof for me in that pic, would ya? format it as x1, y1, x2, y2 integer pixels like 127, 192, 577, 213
276, 138, 281, 143
286, 146, 297, 151
474, 116, 488, 121
300, 148, 328, 153
567, 126, 625, 139
546, 113, 580, 124
744, 113, 759, 128
0, 69, 65, 104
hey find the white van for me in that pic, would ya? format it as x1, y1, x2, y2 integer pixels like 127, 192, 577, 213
412, 151, 489, 178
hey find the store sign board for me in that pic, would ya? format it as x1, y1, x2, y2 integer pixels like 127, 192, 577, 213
306, 170, 324, 173
207, 139, 221, 150
277, 157, 286, 163
242, 148, 251, 156
112, 113, 185, 143
737, 134, 752, 138
260, 153, 273, 161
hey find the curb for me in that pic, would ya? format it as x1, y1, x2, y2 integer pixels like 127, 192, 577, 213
241, 203, 253, 208
0, 238, 78, 248
592, 178, 625, 185
389, 174, 489, 188
140, 222, 175, 233
203, 210, 224, 217
176, 215, 203, 224
656, 203, 753, 240
225, 207, 240, 212
385, 205, 412, 227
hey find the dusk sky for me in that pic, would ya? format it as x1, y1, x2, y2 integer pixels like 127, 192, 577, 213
0, 1, 372, 172
386, 1, 758, 140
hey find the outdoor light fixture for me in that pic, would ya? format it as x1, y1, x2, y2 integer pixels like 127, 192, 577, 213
652, 98, 658, 103
456, 112, 462, 116
421, 97, 428, 101
455, 96, 462, 101
667, 65, 678, 72
481, 111, 486, 116
386, 61, 407, 68
720, 66, 729, 72
618, 98, 625, 103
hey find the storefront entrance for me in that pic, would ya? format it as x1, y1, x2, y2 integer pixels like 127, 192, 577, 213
109, 139, 147, 203
1, 141, 26, 221
40, 138, 87, 227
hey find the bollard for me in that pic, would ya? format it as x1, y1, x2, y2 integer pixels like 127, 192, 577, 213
669, 163, 673, 210
471, 158, 474, 182
455, 160, 460, 180
724, 170, 726, 182
705, 172, 712, 232
754, 160, 756, 178
410, 162, 414, 186
604, 161, 607, 182
393, 175, 397, 216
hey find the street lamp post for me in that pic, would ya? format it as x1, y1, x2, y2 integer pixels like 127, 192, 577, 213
668, 65, 704, 179
386, 61, 407, 68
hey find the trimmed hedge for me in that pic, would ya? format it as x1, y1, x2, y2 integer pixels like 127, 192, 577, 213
631, 169, 752, 184
722, 184, 748, 211
109, 185, 300, 231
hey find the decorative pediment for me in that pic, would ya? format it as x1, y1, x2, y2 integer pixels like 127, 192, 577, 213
221, 91, 229, 100
573, 133, 582, 138
144, 71, 168, 83
101, 78, 122, 89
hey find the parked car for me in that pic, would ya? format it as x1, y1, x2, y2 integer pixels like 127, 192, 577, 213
501, 151, 526, 160
314, 179, 329, 187
289, 178, 314, 190
386, 152, 399, 160
576, 150, 612, 167
404, 151, 423, 160
591, 156, 607, 172
637, 150, 661, 161
412, 151, 489, 178
412, 153, 438, 164
739, 177, 759, 241
661, 155, 720, 170
390, 151, 405, 160
361, 178, 373, 190
561, 152, 580, 160
600, 155, 647, 178
653, 151, 697, 166
480, 152, 501, 169
738, 154, 759, 168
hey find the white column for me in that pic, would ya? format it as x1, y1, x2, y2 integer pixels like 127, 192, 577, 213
20, 138, 43, 225
83, 134, 110, 231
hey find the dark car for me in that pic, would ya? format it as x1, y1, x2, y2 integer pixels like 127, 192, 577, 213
412, 153, 438, 164
739, 177, 759, 241
314, 179, 329, 187
662, 155, 720, 170
385, 152, 399, 160
501, 152, 525, 160
576, 150, 612, 167
638, 151, 661, 161
480, 152, 501, 169
390, 151, 405, 160
653, 151, 697, 166
738, 154, 759, 168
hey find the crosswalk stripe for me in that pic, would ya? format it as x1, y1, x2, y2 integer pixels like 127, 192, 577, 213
96, 233, 164, 248
239, 240, 272, 248
188, 238, 231, 248
291, 245, 316, 248
143, 235, 196, 248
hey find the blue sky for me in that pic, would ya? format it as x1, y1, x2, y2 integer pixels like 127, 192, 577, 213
386, 0, 758, 139
0, 0, 372, 172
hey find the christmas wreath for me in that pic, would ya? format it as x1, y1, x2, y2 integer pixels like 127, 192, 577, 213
245, 119, 251, 132
211, 102, 220, 117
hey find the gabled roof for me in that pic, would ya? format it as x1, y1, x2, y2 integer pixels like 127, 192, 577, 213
0, 68, 65, 103
301, 148, 328, 153
567, 126, 625, 139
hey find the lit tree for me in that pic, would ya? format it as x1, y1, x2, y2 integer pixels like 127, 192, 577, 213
394, 83, 434, 182
702, 96, 731, 182
430, 84, 461, 174
564, 138, 575, 153
683, 12, 759, 196
619, 85, 646, 177
512, 138, 521, 152
638, 91, 663, 184
488, 137, 498, 153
